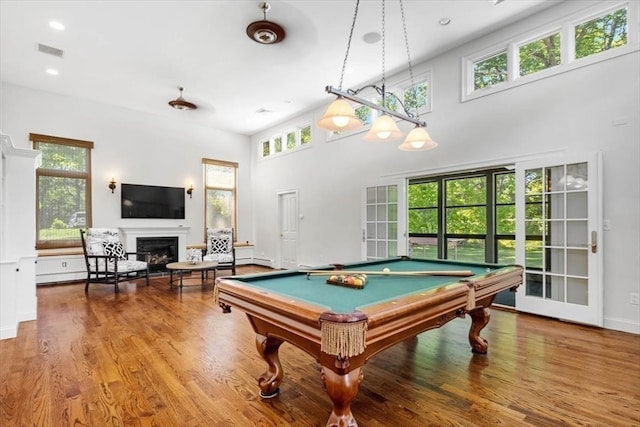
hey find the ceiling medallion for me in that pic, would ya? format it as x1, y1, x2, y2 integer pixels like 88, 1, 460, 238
246, 2, 285, 44
168, 87, 197, 110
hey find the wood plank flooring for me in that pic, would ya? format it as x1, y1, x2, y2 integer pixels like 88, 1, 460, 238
1, 266, 639, 426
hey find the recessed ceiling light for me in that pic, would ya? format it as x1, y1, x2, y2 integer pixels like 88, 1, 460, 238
49, 21, 65, 31
46, 68, 59, 75
439, 17, 451, 26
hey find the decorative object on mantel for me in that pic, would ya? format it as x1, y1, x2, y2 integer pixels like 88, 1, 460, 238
168, 87, 197, 110
186, 248, 202, 265
246, 2, 285, 45
108, 177, 117, 193
186, 184, 194, 199
317, 0, 438, 152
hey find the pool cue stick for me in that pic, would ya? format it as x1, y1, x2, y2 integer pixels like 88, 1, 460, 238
302, 270, 474, 277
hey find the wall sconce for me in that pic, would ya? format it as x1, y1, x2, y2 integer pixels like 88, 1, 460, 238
108, 177, 117, 193
186, 184, 194, 199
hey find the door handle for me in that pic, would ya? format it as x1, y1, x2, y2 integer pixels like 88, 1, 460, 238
591, 230, 597, 253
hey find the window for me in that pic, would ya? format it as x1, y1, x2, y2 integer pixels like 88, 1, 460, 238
495, 172, 516, 264
260, 122, 313, 158
408, 168, 515, 263
403, 80, 429, 112
473, 51, 508, 90
519, 32, 561, 76
575, 6, 628, 59
203, 158, 237, 236
354, 105, 374, 126
273, 136, 283, 154
31, 133, 93, 249
463, 2, 634, 100
286, 130, 296, 150
261, 140, 270, 157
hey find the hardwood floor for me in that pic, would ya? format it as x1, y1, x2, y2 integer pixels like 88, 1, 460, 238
1, 266, 639, 426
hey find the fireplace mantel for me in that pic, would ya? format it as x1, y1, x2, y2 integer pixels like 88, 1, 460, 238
119, 227, 190, 262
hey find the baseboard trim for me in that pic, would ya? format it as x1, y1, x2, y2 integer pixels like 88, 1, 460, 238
0, 324, 17, 340
604, 317, 640, 335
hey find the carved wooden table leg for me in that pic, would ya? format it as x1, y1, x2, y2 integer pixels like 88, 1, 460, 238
321, 366, 363, 427
255, 334, 284, 397
468, 307, 490, 354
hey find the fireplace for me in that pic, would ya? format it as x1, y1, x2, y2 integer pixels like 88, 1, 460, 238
137, 237, 179, 272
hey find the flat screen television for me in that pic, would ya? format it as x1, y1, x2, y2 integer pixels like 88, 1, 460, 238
121, 184, 185, 219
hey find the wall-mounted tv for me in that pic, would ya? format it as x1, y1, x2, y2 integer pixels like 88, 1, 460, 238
121, 184, 185, 219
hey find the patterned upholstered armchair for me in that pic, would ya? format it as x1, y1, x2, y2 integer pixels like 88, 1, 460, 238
80, 228, 150, 293
203, 228, 236, 275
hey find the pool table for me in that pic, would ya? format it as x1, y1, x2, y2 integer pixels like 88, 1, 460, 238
215, 257, 522, 427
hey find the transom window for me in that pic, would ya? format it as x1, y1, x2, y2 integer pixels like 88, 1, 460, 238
203, 158, 237, 237
261, 123, 312, 158
464, 2, 634, 100
31, 133, 93, 249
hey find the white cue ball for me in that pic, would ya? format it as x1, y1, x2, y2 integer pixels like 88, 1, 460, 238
382, 267, 390, 273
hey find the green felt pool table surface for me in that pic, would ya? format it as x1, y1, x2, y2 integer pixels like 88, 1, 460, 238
234, 258, 503, 313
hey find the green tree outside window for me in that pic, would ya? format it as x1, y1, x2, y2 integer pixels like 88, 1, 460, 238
576, 7, 627, 59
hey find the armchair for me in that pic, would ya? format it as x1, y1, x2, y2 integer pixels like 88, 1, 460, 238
203, 228, 236, 276
80, 228, 150, 293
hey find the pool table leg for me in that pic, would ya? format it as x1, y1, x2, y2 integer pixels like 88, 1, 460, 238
321, 366, 363, 427
255, 334, 284, 398
467, 307, 490, 354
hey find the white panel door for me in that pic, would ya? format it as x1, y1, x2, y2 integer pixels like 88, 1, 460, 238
278, 190, 299, 270
515, 152, 602, 326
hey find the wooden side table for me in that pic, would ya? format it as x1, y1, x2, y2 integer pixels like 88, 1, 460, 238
166, 261, 218, 291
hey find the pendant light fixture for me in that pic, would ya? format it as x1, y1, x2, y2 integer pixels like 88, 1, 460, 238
317, 0, 438, 151
168, 87, 197, 110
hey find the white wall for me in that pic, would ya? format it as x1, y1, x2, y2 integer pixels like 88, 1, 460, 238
250, 1, 640, 333
0, 83, 254, 246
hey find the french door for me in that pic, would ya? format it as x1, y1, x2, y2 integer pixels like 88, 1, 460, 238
515, 152, 602, 326
363, 180, 406, 260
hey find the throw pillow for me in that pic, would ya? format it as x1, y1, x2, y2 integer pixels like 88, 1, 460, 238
103, 241, 126, 260
210, 236, 231, 254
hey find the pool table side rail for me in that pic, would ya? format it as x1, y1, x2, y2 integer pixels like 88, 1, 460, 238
359, 265, 522, 355
466, 265, 523, 309
215, 278, 327, 341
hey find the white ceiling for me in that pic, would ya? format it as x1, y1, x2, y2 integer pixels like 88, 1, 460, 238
0, 0, 561, 136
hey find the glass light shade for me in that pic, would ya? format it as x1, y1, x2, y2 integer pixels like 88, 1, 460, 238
398, 127, 438, 151
316, 98, 363, 131
363, 115, 403, 142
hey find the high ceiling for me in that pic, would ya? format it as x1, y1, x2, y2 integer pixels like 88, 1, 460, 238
0, 0, 560, 136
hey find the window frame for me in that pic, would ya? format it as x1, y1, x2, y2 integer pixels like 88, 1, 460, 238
203, 158, 238, 240
31, 133, 94, 249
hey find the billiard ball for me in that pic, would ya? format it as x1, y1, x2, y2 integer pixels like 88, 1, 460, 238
382, 267, 390, 274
